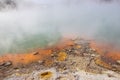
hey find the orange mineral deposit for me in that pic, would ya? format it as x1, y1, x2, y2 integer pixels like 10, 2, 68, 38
90, 41, 120, 62
0, 38, 75, 67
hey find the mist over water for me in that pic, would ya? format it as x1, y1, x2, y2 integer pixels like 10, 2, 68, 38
0, 0, 120, 54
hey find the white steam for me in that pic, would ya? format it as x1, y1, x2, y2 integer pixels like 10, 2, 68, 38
0, 0, 120, 54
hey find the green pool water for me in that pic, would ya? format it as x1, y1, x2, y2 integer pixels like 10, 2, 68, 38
0, 32, 61, 54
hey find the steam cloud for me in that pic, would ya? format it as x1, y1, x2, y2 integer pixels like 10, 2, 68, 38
0, 0, 120, 54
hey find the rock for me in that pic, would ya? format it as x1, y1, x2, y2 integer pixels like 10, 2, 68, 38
56, 77, 68, 80
102, 70, 120, 78
4, 61, 12, 67
33, 52, 39, 55
91, 54, 96, 57
116, 60, 120, 65
0, 62, 4, 66
0, 61, 12, 67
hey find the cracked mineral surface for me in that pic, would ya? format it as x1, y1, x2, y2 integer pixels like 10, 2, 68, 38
0, 38, 120, 80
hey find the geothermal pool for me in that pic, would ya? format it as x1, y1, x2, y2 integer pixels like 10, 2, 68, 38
0, 0, 120, 54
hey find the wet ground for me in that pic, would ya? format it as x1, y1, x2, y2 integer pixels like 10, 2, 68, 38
0, 38, 120, 80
